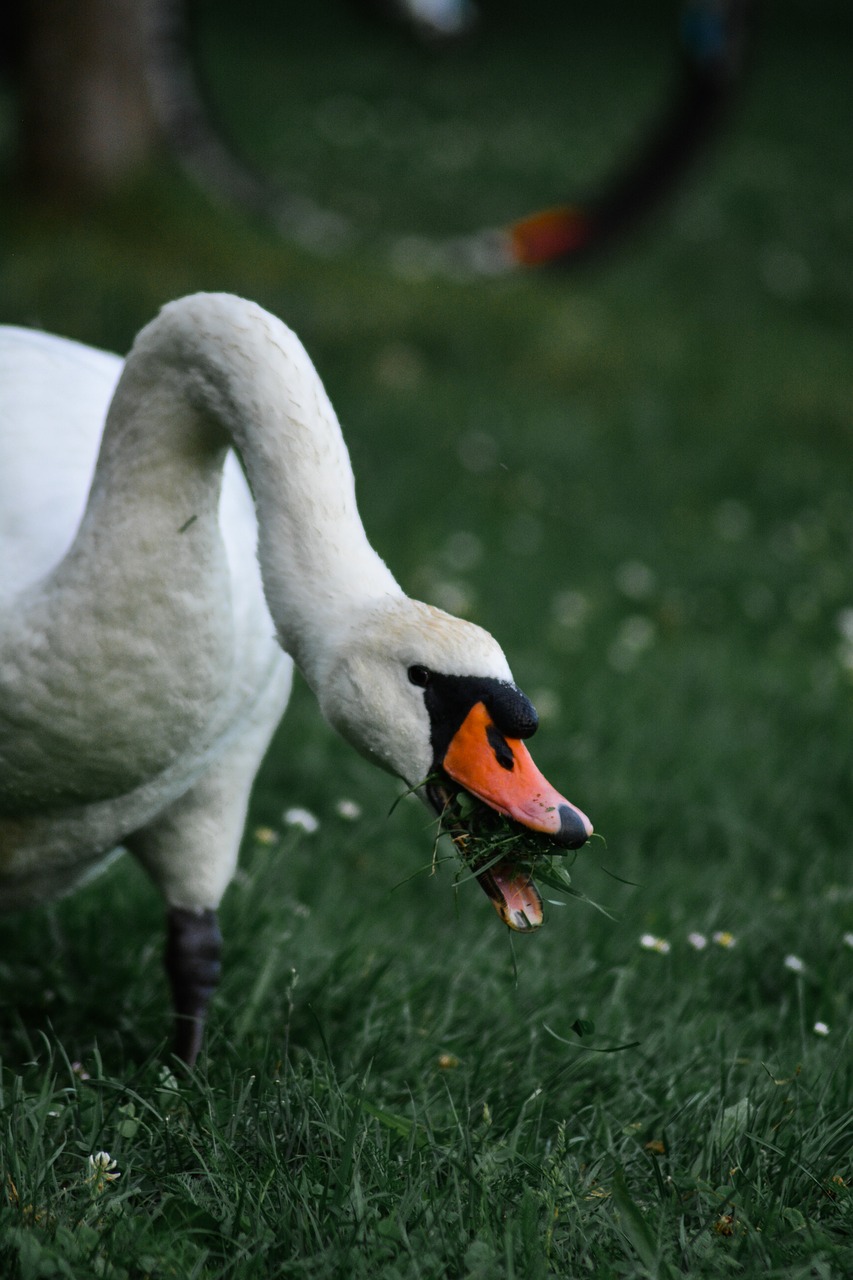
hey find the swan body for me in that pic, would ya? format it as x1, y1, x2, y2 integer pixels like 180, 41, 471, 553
0, 294, 591, 1062
0, 312, 292, 910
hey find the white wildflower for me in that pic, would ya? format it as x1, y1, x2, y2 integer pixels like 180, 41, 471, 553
640, 933, 671, 955
687, 932, 708, 950
335, 798, 362, 821
157, 1065, 179, 1092
86, 1151, 120, 1193
283, 807, 319, 834
783, 954, 805, 973
813, 1021, 830, 1037
712, 931, 737, 949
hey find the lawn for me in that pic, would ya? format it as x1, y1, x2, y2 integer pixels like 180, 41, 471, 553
0, 1, 851, 1276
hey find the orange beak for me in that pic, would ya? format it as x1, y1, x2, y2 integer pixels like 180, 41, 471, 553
439, 701, 592, 933
442, 702, 592, 847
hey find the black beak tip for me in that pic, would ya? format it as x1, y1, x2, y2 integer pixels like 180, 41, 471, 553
557, 804, 590, 850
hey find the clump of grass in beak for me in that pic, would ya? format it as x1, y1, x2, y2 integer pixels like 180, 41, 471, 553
432, 779, 590, 931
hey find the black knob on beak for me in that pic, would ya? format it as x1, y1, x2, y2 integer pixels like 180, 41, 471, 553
557, 804, 590, 849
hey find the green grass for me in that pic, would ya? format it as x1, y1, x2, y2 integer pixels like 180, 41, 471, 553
1, 1, 852, 1275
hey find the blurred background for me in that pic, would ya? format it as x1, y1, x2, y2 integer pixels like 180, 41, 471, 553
0, 0, 851, 1047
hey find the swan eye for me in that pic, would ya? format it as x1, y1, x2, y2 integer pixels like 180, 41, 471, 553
408, 664, 431, 688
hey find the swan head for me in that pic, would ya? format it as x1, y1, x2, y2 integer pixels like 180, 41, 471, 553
318, 597, 592, 930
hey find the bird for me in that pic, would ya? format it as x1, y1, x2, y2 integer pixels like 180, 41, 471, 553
0, 293, 592, 1065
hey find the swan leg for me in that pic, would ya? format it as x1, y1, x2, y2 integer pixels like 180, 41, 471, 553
125, 672, 290, 1063
165, 906, 222, 1066
126, 750, 262, 1064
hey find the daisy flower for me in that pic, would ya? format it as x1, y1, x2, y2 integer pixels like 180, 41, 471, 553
640, 933, 671, 955
283, 807, 319, 834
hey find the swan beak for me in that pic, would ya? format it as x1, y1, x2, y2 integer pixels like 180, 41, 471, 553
442, 702, 593, 845
440, 701, 593, 932
474, 862, 547, 934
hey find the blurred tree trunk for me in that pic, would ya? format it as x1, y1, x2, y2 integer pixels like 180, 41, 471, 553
18, 0, 160, 198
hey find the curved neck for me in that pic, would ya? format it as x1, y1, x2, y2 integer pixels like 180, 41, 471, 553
69, 294, 402, 688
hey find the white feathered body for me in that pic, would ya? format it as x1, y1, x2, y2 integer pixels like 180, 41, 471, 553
0, 313, 295, 908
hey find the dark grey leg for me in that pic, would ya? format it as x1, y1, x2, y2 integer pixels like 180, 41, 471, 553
165, 907, 222, 1067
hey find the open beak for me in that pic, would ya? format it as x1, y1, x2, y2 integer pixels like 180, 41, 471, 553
436, 701, 592, 931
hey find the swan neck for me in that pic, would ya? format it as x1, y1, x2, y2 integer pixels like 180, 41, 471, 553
129, 295, 402, 686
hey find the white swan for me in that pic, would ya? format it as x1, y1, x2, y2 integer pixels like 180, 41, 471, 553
0, 293, 591, 1063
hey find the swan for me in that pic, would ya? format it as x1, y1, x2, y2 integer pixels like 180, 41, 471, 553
0, 293, 592, 1065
